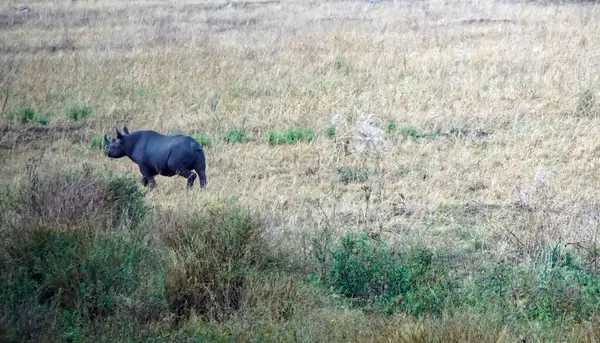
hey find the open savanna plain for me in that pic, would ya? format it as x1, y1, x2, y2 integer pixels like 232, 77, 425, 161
3, 0, 600, 341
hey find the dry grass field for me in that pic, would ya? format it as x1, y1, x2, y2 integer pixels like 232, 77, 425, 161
3, 0, 600, 341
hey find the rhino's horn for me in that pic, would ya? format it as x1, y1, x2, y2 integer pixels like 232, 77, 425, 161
104, 135, 109, 144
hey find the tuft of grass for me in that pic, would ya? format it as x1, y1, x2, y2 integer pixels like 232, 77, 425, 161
191, 132, 212, 148
576, 88, 598, 116
65, 103, 93, 121
267, 127, 315, 145
338, 166, 369, 184
223, 128, 249, 144
90, 137, 105, 150
325, 124, 336, 137
386, 122, 397, 133
399, 125, 422, 141
332, 54, 350, 75
5, 106, 48, 125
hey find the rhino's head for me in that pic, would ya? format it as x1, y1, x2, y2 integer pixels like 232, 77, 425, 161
104, 127, 130, 158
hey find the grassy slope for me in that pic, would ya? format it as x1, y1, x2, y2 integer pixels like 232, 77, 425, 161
2, 0, 600, 341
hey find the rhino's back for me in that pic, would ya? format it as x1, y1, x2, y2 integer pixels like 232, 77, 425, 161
135, 131, 202, 160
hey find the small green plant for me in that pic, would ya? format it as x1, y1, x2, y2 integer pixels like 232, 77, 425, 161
399, 125, 421, 141
386, 122, 397, 133
133, 86, 145, 97
5, 106, 47, 125
325, 125, 336, 137
111, 83, 125, 96
576, 88, 597, 116
66, 103, 93, 121
338, 166, 369, 184
223, 128, 249, 144
332, 54, 350, 75
90, 137, 105, 150
267, 128, 315, 145
192, 133, 212, 148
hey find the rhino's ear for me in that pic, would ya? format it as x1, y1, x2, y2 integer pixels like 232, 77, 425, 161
116, 128, 123, 139
123, 126, 130, 135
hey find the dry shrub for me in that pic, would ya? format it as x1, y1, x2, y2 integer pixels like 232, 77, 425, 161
162, 200, 270, 322
1, 159, 147, 233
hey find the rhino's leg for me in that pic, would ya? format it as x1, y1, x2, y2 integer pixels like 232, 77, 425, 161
197, 170, 207, 188
142, 176, 156, 188
194, 159, 207, 188
139, 165, 157, 188
176, 168, 197, 189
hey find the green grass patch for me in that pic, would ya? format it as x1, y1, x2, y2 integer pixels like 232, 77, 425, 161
90, 137, 105, 150
65, 102, 93, 121
5, 106, 48, 125
325, 124, 336, 137
191, 132, 212, 148
267, 127, 315, 145
323, 233, 453, 316
223, 128, 249, 144
386, 122, 397, 133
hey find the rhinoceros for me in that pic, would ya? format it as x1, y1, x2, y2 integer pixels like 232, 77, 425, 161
104, 127, 207, 189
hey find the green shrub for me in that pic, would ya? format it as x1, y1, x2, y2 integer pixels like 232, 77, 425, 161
455, 246, 600, 335
0, 169, 165, 342
223, 128, 249, 144
5, 106, 47, 125
191, 133, 212, 148
163, 201, 269, 321
66, 103, 93, 121
328, 233, 403, 299
326, 233, 453, 316
267, 128, 315, 145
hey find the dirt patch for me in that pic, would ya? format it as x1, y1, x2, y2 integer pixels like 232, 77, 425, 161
461, 18, 517, 25
0, 123, 88, 151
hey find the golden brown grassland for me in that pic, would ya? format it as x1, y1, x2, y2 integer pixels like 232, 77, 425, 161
3, 0, 600, 341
